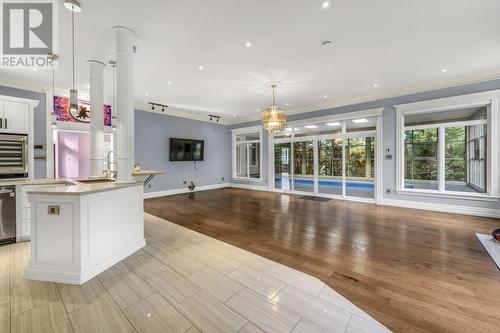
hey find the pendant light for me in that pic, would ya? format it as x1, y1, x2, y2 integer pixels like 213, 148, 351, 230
261, 84, 286, 134
65, 0, 81, 113
109, 60, 117, 131
48, 52, 58, 128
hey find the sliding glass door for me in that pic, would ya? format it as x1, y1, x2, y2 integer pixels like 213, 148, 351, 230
345, 136, 375, 199
293, 141, 314, 193
272, 116, 379, 202
274, 143, 292, 191
318, 138, 343, 195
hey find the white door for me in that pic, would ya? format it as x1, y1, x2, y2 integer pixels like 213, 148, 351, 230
3, 101, 30, 134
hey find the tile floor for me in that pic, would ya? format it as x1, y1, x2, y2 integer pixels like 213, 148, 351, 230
0, 213, 392, 333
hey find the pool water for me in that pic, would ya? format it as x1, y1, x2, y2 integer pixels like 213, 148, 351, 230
275, 178, 415, 190
275, 178, 374, 190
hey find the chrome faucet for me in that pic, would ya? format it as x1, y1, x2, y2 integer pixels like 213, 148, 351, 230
106, 151, 117, 178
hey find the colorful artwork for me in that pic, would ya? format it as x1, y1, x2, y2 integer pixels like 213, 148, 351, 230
54, 96, 112, 126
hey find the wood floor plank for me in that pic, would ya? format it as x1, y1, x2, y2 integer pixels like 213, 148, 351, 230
144, 188, 500, 333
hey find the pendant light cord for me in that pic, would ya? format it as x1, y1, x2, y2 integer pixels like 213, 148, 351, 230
72, 9, 75, 90
272, 84, 276, 109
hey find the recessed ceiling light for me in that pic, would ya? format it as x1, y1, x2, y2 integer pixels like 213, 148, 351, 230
198, 65, 204, 70
441, 68, 448, 72
373, 83, 379, 88
321, 1, 331, 9
304, 125, 319, 129
32, 68, 38, 71
167, 81, 172, 86
145, 92, 150, 97
257, 108, 261, 112
285, 128, 293, 132
232, 113, 237, 117
323, 94, 328, 99
286, 103, 290, 106
352, 118, 368, 124
326, 122, 341, 126
245, 41, 252, 48
294, 128, 299, 131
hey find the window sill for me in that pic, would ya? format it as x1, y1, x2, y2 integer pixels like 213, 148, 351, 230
395, 189, 500, 202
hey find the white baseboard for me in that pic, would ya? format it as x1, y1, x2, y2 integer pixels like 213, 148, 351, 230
382, 198, 500, 218
144, 183, 230, 199
229, 182, 271, 192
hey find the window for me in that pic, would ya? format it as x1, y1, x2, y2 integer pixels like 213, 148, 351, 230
271, 112, 381, 200
396, 91, 499, 198
232, 126, 262, 181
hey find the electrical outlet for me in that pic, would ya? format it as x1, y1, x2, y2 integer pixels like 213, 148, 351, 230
183, 180, 187, 184
385, 188, 391, 194
222, 177, 225, 181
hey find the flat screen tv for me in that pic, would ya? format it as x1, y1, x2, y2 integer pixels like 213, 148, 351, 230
169, 138, 205, 161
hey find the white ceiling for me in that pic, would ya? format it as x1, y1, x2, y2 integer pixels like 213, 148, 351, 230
1, 0, 500, 124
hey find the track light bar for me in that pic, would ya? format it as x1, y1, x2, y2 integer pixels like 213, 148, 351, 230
209, 115, 221, 122
148, 102, 168, 112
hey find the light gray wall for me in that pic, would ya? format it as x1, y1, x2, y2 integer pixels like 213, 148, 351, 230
134, 110, 230, 193
0, 85, 46, 178
230, 79, 500, 210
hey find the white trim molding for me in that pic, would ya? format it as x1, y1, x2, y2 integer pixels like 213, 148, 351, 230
395, 89, 500, 201
382, 198, 500, 219
231, 125, 263, 182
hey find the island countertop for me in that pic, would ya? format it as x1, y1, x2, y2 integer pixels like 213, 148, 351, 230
131, 170, 164, 176
0, 178, 77, 186
27, 181, 142, 196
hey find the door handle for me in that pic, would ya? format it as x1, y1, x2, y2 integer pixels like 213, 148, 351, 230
5, 118, 7, 129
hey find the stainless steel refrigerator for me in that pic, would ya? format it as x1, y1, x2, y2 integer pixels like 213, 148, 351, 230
0, 186, 16, 245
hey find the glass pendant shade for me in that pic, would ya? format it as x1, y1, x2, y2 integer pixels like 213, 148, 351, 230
69, 88, 78, 112
261, 107, 286, 134
261, 84, 286, 134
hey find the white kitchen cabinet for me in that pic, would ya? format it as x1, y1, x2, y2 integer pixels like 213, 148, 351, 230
16, 183, 69, 241
1, 100, 30, 134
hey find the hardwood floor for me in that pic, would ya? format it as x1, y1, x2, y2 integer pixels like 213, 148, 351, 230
144, 188, 500, 333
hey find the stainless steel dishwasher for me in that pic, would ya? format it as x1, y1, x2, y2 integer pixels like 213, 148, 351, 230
0, 186, 16, 245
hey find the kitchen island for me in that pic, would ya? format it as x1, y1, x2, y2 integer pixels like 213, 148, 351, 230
24, 181, 145, 285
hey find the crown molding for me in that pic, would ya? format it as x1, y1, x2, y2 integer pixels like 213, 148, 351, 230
0, 77, 47, 93
2, 70, 500, 127
227, 70, 500, 125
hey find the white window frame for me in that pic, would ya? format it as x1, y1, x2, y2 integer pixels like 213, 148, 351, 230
395, 90, 500, 201
231, 125, 263, 182
268, 108, 384, 204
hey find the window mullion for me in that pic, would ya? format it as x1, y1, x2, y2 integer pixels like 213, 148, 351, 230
246, 142, 250, 178
438, 126, 446, 192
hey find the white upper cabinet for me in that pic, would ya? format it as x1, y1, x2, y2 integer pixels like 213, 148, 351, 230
1, 100, 30, 134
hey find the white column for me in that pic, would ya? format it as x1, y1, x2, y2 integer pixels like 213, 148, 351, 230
88, 60, 105, 178
113, 26, 136, 183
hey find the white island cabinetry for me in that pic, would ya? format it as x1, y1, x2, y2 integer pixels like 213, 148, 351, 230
16, 182, 71, 241
25, 182, 145, 285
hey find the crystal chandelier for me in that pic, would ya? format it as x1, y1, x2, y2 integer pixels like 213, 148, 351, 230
261, 84, 286, 134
